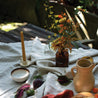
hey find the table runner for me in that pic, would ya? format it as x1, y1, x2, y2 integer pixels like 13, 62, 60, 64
0, 37, 98, 98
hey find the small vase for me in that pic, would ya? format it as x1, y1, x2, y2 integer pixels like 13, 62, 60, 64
56, 49, 69, 67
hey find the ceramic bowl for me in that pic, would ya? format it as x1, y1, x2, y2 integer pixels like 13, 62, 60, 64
11, 68, 30, 82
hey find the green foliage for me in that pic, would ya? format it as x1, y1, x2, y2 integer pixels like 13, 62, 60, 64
33, 75, 43, 79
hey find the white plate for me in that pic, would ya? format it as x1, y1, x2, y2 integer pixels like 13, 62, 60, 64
11, 68, 30, 82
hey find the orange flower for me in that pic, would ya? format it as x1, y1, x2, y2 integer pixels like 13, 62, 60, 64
61, 36, 64, 40
59, 29, 63, 33
67, 19, 71, 23
63, 13, 66, 16
64, 26, 66, 30
58, 15, 63, 18
59, 24, 64, 27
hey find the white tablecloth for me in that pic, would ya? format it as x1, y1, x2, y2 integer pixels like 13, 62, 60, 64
0, 37, 98, 98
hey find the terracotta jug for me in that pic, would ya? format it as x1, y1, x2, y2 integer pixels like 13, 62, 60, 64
71, 58, 95, 92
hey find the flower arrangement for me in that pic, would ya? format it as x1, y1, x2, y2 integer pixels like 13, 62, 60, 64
50, 13, 79, 52
44, 1, 79, 52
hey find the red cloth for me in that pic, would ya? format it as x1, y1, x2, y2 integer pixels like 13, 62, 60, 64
42, 90, 74, 98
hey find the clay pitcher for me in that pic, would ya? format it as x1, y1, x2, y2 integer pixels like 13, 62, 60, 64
71, 58, 95, 92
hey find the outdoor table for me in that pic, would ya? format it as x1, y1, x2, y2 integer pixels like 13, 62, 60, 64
0, 37, 98, 98
0, 24, 54, 44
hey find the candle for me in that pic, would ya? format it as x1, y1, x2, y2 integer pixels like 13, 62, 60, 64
20, 31, 26, 61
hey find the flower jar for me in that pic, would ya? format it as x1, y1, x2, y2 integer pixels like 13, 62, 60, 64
56, 49, 69, 67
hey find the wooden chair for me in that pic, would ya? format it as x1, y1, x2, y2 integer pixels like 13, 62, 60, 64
65, 8, 98, 49
74, 11, 98, 49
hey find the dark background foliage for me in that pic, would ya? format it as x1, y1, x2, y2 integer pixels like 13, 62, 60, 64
0, 0, 97, 25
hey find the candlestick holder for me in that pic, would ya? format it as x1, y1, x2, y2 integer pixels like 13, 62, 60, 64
20, 57, 31, 67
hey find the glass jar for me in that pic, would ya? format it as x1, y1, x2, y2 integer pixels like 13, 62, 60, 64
56, 49, 69, 67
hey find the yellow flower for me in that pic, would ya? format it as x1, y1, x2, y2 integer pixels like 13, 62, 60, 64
48, 35, 51, 39
51, 24, 54, 28
53, 26, 56, 29
54, 15, 59, 18
59, 17, 66, 23
54, 33, 57, 37
43, 3, 47, 7
49, 27, 52, 29
49, 6, 53, 9
50, 11, 54, 14
55, 20, 59, 23
45, 8, 47, 11
48, 15, 52, 18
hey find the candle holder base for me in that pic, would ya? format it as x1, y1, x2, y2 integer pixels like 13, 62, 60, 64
20, 58, 31, 67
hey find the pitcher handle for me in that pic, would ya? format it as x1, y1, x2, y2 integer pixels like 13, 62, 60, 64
71, 66, 77, 77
